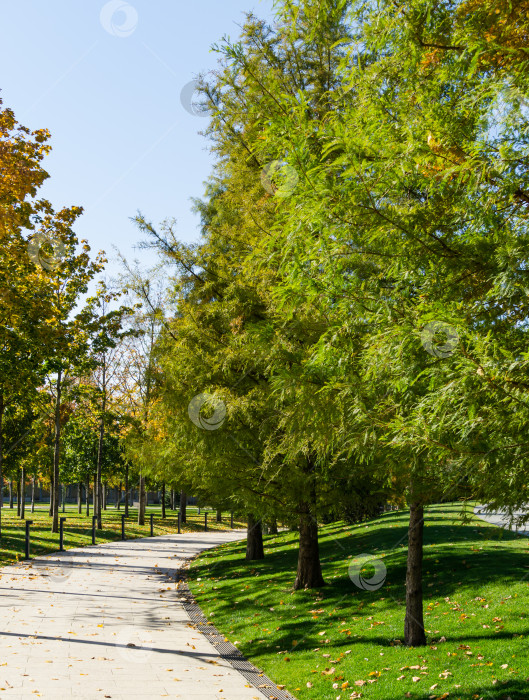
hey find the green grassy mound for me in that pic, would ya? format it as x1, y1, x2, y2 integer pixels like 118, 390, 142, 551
188, 503, 529, 700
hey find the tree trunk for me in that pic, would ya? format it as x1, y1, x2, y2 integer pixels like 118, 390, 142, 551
171, 488, 175, 511
268, 517, 278, 535
138, 475, 146, 525
52, 367, 62, 533
404, 501, 427, 646
20, 468, 25, 519
216, 508, 222, 523
102, 481, 107, 510
124, 466, 129, 518
116, 481, 122, 510
9, 479, 13, 508
161, 482, 166, 519
95, 361, 106, 529
31, 476, 35, 513
179, 491, 187, 523
245, 514, 264, 561
16, 471, 21, 517
48, 470, 53, 517
77, 482, 82, 514
293, 503, 325, 590
61, 483, 65, 513
85, 478, 90, 517
0, 395, 4, 535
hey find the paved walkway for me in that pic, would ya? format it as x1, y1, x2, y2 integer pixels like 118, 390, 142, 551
0, 530, 266, 699
474, 505, 529, 536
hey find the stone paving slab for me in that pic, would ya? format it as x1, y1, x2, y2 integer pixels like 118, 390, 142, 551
0, 530, 271, 699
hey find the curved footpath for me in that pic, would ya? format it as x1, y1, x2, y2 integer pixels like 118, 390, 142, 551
0, 530, 287, 700
474, 505, 529, 535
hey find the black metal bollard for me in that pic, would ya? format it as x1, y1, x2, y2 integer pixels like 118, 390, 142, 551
230, 512, 234, 529
177, 509, 181, 534
92, 516, 96, 544
204, 512, 208, 532
121, 514, 126, 541
150, 513, 154, 537
24, 520, 33, 560
59, 517, 66, 552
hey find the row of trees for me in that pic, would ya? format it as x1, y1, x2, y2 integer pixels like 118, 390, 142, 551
130, 0, 529, 648
2, 0, 528, 649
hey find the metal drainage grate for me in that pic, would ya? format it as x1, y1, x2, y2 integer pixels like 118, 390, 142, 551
178, 576, 298, 700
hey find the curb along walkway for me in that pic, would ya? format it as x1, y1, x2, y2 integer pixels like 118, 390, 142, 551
0, 530, 278, 699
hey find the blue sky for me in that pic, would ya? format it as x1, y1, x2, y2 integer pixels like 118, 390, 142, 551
0, 0, 275, 277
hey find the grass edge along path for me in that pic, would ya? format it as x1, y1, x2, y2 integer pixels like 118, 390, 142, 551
188, 503, 529, 700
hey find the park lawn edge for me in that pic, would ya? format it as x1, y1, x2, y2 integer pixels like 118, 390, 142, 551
188, 502, 529, 700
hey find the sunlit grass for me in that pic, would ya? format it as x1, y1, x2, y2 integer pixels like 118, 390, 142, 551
188, 503, 529, 700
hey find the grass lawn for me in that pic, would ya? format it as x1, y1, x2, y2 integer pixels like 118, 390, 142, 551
0, 502, 243, 566
188, 502, 529, 700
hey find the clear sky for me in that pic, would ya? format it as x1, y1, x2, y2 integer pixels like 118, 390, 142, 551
0, 0, 275, 276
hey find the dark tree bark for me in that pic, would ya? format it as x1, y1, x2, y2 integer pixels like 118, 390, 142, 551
171, 488, 175, 511
102, 481, 107, 510
77, 482, 82, 514
20, 468, 25, 519
245, 514, 264, 561
404, 500, 427, 646
116, 481, 122, 510
9, 479, 13, 508
48, 470, 53, 517
61, 483, 65, 513
124, 465, 129, 518
161, 483, 166, 519
179, 491, 187, 523
216, 508, 222, 523
268, 517, 278, 535
293, 502, 325, 590
85, 478, 90, 516
51, 367, 62, 533
16, 471, 21, 517
0, 394, 4, 536
138, 476, 146, 525
31, 476, 35, 513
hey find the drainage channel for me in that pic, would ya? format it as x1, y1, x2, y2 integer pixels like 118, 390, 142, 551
176, 574, 298, 700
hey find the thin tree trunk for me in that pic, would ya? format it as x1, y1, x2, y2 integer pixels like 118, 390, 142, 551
404, 500, 427, 646
95, 360, 107, 529
138, 475, 146, 525
161, 483, 166, 519
116, 481, 122, 510
31, 476, 35, 513
61, 483, 65, 513
16, 471, 21, 517
9, 479, 13, 508
268, 517, 278, 535
102, 481, 107, 510
216, 508, 222, 523
20, 468, 25, 519
48, 469, 53, 517
124, 465, 129, 518
85, 478, 90, 516
77, 482, 82, 514
0, 395, 4, 536
293, 502, 325, 590
246, 514, 264, 561
179, 491, 187, 523
171, 488, 175, 511
52, 367, 62, 533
